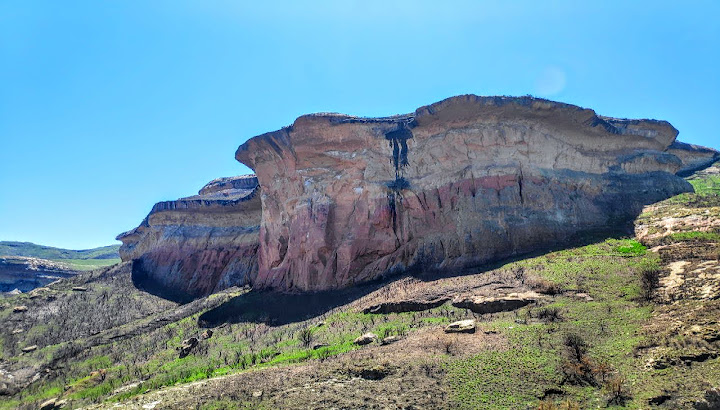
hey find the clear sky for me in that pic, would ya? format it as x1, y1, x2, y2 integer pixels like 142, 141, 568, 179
0, 1, 718, 249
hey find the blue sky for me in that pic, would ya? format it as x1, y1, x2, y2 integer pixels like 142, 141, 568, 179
0, 1, 718, 249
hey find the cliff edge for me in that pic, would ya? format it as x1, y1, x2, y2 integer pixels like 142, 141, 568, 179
235, 95, 700, 291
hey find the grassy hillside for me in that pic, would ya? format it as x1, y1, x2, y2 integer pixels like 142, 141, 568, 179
0, 242, 120, 260
0, 242, 121, 271
0, 163, 718, 409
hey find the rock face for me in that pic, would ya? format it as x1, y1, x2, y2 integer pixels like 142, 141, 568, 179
116, 175, 261, 301
666, 141, 719, 176
235, 95, 697, 292
0, 257, 76, 293
451, 292, 541, 314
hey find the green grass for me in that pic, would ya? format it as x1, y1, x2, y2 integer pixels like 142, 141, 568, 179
53, 258, 121, 271
614, 240, 647, 256
688, 173, 720, 196
447, 237, 660, 409
666, 230, 720, 242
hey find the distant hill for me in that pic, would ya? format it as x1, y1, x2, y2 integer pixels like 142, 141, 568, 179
0, 241, 121, 272
0, 241, 120, 260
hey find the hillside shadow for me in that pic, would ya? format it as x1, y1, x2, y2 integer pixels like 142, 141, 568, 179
197, 226, 632, 328
198, 282, 385, 327
131, 260, 196, 304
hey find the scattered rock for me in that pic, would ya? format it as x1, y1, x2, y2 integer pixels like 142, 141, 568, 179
22, 345, 38, 353
680, 352, 717, 365
71, 286, 88, 292
201, 329, 213, 340
541, 388, 565, 399
445, 319, 476, 334
349, 363, 394, 380
12, 305, 28, 313
381, 335, 402, 345
694, 387, 720, 410
176, 337, 198, 358
452, 292, 541, 314
363, 298, 450, 314
39, 398, 59, 410
573, 292, 594, 302
353, 333, 378, 345
648, 394, 671, 406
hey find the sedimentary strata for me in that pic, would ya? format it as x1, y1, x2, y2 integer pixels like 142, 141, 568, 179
236, 95, 697, 292
117, 175, 260, 301
0, 257, 76, 293
120, 95, 716, 296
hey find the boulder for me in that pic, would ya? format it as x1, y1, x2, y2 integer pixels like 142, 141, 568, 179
21, 345, 38, 353
445, 319, 476, 334
177, 337, 198, 358
39, 398, 59, 410
451, 292, 541, 314
12, 305, 28, 313
201, 329, 213, 340
353, 332, 378, 345
71, 286, 87, 292
381, 335, 402, 345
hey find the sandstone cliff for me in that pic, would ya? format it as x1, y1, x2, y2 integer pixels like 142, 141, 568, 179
0, 257, 76, 293
667, 141, 719, 176
117, 175, 260, 301
119, 95, 715, 296
235, 95, 697, 292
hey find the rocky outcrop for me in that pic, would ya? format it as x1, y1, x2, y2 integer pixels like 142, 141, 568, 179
363, 298, 450, 314
0, 257, 76, 293
117, 175, 261, 301
235, 95, 699, 292
666, 141, 719, 176
451, 292, 541, 314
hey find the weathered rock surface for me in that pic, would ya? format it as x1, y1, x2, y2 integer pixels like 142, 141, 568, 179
445, 319, 476, 333
667, 141, 719, 176
452, 291, 541, 314
117, 175, 261, 301
235, 95, 701, 292
353, 332, 378, 345
0, 257, 76, 293
362, 297, 450, 314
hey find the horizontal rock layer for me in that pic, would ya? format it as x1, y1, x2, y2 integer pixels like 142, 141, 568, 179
0, 257, 77, 293
667, 141, 719, 176
117, 175, 261, 301
236, 95, 698, 292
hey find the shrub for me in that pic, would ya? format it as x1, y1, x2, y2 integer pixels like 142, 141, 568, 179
605, 375, 630, 406
529, 277, 562, 295
564, 334, 587, 362
536, 307, 563, 323
561, 333, 598, 386
638, 259, 661, 301
297, 328, 313, 348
